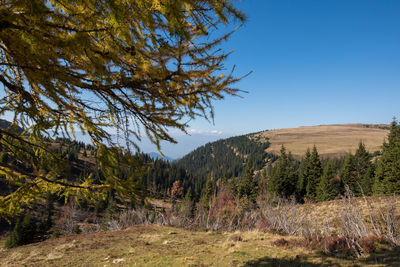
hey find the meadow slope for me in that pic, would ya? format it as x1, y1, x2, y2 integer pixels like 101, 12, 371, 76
1, 224, 399, 267
252, 124, 389, 159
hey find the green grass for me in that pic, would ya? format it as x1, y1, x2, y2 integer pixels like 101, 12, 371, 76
0, 225, 398, 266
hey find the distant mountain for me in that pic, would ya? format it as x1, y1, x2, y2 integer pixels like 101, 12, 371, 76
175, 123, 390, 181
0, 119, 24, 134
148, 152, 174, 162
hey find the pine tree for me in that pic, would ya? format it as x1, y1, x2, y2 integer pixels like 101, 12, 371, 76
296, 148, 311, 201
200, 178, 213, 212
373, 119, 400, 194
268, 146, 297, 198
341, 154, 358, 195
181, 188, 195, 219
354, 142, 374, 195
305, 146, 323, 201
316, 161, 340, 201
5, 215, 37, 248
238, 160, 258, 203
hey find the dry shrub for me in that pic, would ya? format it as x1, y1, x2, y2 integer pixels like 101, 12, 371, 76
207, 187, 239, 231
258, 197, 309, 236
324, 236, 352, 256
339, 188, 368, 239
317, 235, 393, 257
227, 234, 242, 242
273, 237, 289, 247
78, 222, 101, 234
191, 202, 207, 228
366, 195, 400, 245
337, 187, 400, 256
358, 236, 393, 253
107, 208, 168, 230
168, 198, 196, 227
55, 199, 86, 235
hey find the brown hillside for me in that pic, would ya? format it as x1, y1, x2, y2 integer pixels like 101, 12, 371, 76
252, 124, 389, 159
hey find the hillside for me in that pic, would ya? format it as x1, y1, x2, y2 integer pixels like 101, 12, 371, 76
176, 135, 275, 180
1, 195, 399, 266
0, 225, 349, 266
176, 124, 389, 181
251, 124, 389, 159
0, 119, 24, 134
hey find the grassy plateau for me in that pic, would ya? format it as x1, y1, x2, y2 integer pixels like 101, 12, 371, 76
252, 124, 389, 159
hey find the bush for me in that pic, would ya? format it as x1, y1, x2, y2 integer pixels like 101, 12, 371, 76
72, 224, 81, 234
273, 238, 289, 247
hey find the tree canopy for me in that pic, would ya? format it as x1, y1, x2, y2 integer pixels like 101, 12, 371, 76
373, 119, 400, 194
0, 0, 245, 217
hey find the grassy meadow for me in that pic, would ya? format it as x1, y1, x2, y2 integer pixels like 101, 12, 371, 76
252, 124, 389, 159
1, 195, 400, 267
1, 224, 399, 267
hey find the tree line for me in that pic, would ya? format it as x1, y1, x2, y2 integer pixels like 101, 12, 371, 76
237, 120, 400, 204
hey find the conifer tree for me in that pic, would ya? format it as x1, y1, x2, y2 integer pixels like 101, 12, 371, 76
181, 188, 195, 218
268, 146, 297, 198
296, 148, 311, 201
5, 215, 37, 248
305, 146, 323, 201
238, 160, 257, 202
353, 142, 374, 195
373, 119, 400, 194
340, 154, 358, 195
200, 177, 213, 212
316, 161, 340, 201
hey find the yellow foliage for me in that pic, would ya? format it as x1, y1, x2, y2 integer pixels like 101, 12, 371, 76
0, 0, 246, 218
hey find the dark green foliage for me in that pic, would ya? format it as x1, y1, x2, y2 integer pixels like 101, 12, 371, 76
105, 190, 119, 219
296, 149, 311, 201
237, 160, 258, 203
340, 142, 375, 196
72, 224, 81, 234
341, 154, 358, 195
136, 153, 198, 199
296, 146, 322, 201
354, 142, 374, 195
5, 215, 37, 248
373, 120, 400, 194
176, 135, 274, 182
268, 146, 297, 198
200, 178, 213, 212
181, 188, 195, 218
316, 161, 341, 201
306, 146, 323, 200
40, 192, 55, 233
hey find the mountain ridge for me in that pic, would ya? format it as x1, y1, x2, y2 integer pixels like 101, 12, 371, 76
175, 123, 390, 181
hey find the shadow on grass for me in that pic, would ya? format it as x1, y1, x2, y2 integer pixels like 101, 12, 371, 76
243, 246, 400, 267
243, 255, 344, 267
361, 246, 400, 266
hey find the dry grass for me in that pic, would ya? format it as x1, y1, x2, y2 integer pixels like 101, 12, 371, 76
1, 224, 398, 266
297, 196, 400, 236
252, 124, 389, 159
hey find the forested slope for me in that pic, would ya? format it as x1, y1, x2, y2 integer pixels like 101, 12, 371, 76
176, 134, 276, 180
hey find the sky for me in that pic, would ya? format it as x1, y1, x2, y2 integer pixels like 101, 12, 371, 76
3, 0, 399, 159
140, 0, 400, 159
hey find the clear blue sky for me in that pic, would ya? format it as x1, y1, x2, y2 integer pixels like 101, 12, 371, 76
4, 1, 397, 158
145, 0, 400, 158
